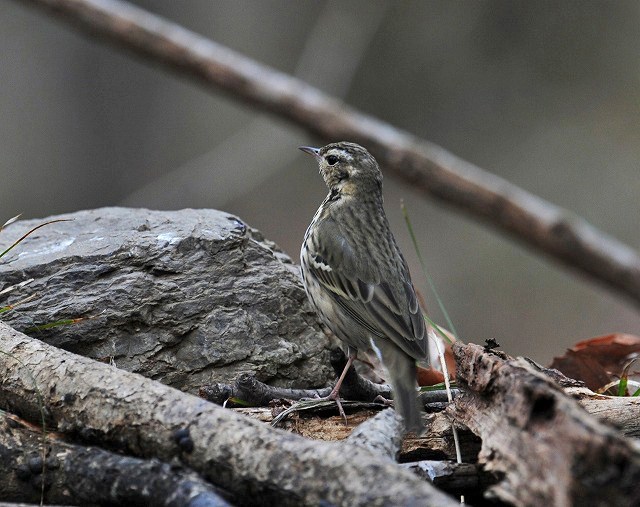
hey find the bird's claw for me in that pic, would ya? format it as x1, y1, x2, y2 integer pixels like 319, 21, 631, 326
373, 395, 394, 407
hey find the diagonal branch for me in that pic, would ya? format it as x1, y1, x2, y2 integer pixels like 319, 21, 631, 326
15, 0, 640, 308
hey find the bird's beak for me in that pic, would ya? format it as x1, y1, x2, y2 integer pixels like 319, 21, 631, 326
299, 146, 321, 160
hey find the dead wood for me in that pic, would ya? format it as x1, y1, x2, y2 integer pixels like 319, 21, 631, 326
199, 374, 333, 406
345, 409, 403, 460
199, 347, 391, 406
402, 460, 498, 500
401, 412, 481, 464
449, 342, 640, 507
0, 322, 458, 507
0, 413, 230, 506
201, 348, 454, 412
518, 357, 640, 438
236, 405, 481, 466
575, 392, 640, 438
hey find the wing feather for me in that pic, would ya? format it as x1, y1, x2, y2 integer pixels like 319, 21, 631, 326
306, 235, 427, 359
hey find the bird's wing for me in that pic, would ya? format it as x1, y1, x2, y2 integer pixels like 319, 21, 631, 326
308, 219, 427, 360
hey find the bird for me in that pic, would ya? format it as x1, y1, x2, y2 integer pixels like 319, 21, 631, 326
299, 141, 428, 433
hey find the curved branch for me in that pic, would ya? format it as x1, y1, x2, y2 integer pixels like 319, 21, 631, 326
16, 0, 640, 307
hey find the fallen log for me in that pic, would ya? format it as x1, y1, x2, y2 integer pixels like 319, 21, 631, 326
0, 322, 457, 506
572, 389, 640, 438
0, 413, 231, 506
345, 409, 403, 460
449, 342, 640, 507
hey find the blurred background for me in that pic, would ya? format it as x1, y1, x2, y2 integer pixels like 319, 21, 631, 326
2, 0, 639, 363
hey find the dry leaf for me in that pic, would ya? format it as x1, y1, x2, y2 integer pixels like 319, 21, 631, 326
550, 333, 640, 391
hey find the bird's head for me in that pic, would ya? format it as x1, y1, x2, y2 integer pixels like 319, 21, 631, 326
299, 142, 383, 197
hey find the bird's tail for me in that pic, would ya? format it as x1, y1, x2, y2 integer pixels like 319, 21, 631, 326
379, 345, 424, 434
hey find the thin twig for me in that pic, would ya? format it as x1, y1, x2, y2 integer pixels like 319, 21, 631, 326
16, 0, 640, 308
200, 348, 392, 407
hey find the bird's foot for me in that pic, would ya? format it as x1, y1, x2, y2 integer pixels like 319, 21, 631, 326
297, 387, 348, 424
373, 395, 394, 407
300, 352, 356, 425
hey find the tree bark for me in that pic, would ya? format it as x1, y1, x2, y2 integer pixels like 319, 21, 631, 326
0, 322, 457, 506
0, 413, 231, 506
572, 388, 640, 438
345, 409, 404, 461
449, 342, 640, 507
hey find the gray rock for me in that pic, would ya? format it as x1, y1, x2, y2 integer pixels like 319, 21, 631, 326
0, 208, 333, 391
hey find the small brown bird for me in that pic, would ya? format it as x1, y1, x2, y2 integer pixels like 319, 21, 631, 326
299, 141, 428, 432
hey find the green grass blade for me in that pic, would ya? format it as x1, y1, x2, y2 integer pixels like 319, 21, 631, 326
400, 200, 460, 341
25, 318, 83, 333
0, 218, 71, 260
617, 376, 628, 397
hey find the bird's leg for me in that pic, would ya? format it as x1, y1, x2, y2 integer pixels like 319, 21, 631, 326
326, 350, 357, 423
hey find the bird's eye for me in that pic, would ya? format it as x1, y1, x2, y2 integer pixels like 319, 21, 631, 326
326, 155, 339, 165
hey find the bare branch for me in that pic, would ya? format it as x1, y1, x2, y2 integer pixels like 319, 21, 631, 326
0, 413, 232, 506
15, 0, 640, 307
199, 347, 392, 407
345, 409, 404, 461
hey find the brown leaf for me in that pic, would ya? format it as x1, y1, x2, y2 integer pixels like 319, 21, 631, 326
418, 338, 455, 386
549, 333, 640, 391
417, 365, 445, 386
